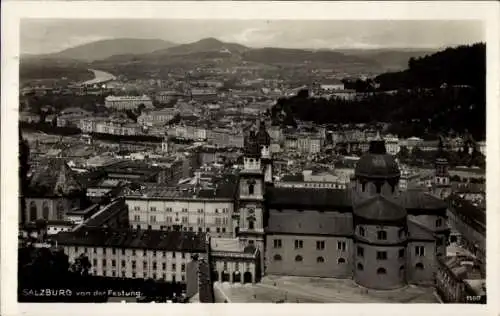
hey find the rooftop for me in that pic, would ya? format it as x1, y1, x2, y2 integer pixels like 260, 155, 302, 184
267, 209, 353, 236
267, 187, 352, 210
52, 227, 207, 252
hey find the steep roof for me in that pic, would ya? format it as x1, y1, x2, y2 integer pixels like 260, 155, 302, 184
397, 190, 448, 210
53, 228, 207, 252
28, 158, 83, 197
353, 195, 406, 222
267, 209, 353, 235
266, 187, 352, 209
407, 220, 435, 241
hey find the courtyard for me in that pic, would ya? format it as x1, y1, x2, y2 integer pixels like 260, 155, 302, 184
215, 275, 440, 303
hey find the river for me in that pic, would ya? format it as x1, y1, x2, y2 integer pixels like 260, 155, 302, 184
82, 69, 117, 86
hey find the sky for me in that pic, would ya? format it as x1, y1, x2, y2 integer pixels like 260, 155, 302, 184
20, 19, 484, 55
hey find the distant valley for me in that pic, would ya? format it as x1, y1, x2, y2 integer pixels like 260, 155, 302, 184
20, 37, 438, 81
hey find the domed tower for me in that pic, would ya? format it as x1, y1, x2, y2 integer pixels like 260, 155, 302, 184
352, 139, 408, 290
255, 120, 273, 184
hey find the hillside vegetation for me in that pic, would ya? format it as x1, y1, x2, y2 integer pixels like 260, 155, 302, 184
271, 43, 486, 140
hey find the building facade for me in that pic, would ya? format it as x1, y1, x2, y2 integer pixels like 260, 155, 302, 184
105, 95, 154, 110
124, 186, 235, 239
54, 229, 205, 283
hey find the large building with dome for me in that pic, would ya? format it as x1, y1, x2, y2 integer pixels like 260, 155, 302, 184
233, 121, 449, 290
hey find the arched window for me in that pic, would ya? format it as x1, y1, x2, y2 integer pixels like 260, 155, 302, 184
377, 267, 387, 274
295, 255, 303, 262
42, 201, 50, 219
337, 258, 346, 264
248, 220, 254, 230
415, 263, 424, 270
56, 202, 64, 220
316, 256, 324, 263
377, 230, 387, 240
357, 263, 364, 271
273, 254, 282, 261
359, 226, 365, 236
29, 202, 37, 221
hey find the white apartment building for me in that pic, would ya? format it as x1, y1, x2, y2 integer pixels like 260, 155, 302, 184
138, 108, 178, 127
55, 229, 205, 283
105, 95, 154, 110
95, 121, 139, 136
124, 185, 235, 238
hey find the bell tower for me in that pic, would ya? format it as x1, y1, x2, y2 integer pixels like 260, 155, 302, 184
236, 127, 266, 274
255, 120, 273, 185
434, 137, 451, 199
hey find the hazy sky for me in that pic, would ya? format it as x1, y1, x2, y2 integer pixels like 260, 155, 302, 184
21, 19, 484, 54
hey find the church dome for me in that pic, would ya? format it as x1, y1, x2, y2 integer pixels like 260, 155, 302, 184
355, 140, 400, 179
255, 121, 271, 146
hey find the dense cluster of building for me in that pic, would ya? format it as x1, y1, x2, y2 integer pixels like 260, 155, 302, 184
18, 65, 487, 303
19, 116, 486, 303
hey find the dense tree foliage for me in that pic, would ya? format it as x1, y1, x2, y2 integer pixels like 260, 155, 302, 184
20, 63, 94, 82
272, 44, 486, 140
375, 43, 485, 90
21, 94, 106, 114
19, 129, 30, 224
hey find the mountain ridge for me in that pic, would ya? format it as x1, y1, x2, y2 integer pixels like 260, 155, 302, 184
26, 38, 177, 62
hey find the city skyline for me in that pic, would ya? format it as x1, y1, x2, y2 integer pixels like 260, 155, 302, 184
21, 19, 484, 55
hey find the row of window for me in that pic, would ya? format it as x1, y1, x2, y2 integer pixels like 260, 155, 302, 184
221, 261, 251, 271
273, 254, 346, 264
134, 215, 230, 225
358, 228, 403, 240
273, 239, 347, 251
75, 247, 187, 259
356, 263, 424, 272
93, 259, 185, 271
357, 246, 425, 259
134, 225, 228, 234
133, 206, 229, 214
97, 269, 185, 282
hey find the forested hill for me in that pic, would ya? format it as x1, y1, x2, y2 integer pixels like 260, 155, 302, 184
271, 43, 486, 140
375, 43, 485, 90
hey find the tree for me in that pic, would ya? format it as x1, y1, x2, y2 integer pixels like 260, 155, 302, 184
19, 129, 30, 224
70, 253, 92, 277
297, 89, 309, 99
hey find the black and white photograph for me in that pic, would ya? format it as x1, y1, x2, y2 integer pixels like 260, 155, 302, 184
2, 2, 499, 316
